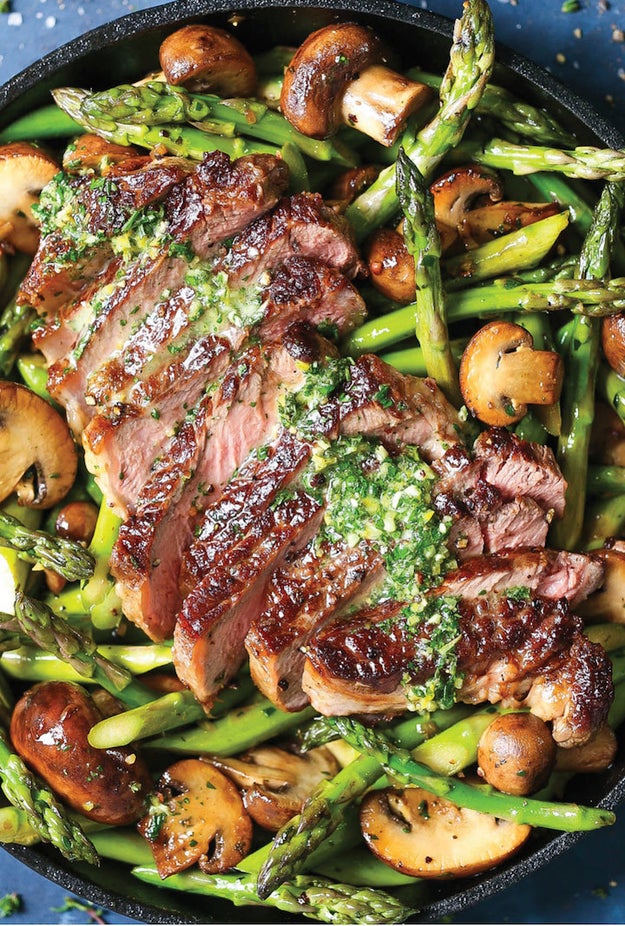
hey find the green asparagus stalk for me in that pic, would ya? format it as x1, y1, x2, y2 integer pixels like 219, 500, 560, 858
347, 276, 625, 356
587, 464, 625, 496
551, 181, 625, 551
256, 702, 471, 898
582, 494, 625, 549
406, 69, 576, 147
597, 363, 625, 428
380, 339, 467, 376
0, 726, 97, 863
143, 698, 316, 756
133, 864, 415, 925
87, 673, 256, 748
0, 105, 81, 143
52, 87, 277, 161
346, 0, 495, 239
1, 592, 153, 708
311, 849, 422, 890
397, 148, 461, 405
77, 81, 356, 166
0, 640, 173, 684
0, 511, 94, 582
453, 137, 625, 182
80, 499, 122, 630
0, 299, 35, 378
328, 717, 615, 832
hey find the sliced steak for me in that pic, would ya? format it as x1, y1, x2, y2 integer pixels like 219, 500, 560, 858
438, 548, 604, 606
442, 494, 552, 560
173, 491, 324, 707
301, 594, 613, 745
259, 257, 366, 341
165, 151, 289, 258
222, 192, 364, 287
246, 542, 384, 711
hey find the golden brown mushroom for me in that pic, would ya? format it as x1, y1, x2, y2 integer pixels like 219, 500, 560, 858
590, 403, 625, 466
430, 165, 503, 251
62, 135, 142, 174
577, 546, 625, 624
602, 312, 625, 377
280, 23, 431, 146
360, 787, 531, 878
365, 226, 416, 304
0, 143, 59, 254
44, 499, 100, 594
460, 200, 561, 247
159, 24, 257, 96
0, 382, 77, 509
211, 744, 339, 831
555, 723, 618, 774
138, 759, 253, 877
476, 712, 557, 796
459, 320, 564, 427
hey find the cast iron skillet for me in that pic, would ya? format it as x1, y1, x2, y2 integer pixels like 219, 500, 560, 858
1, 0, 624, 922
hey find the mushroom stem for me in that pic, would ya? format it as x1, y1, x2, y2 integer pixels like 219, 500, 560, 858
340, 65, 432, 147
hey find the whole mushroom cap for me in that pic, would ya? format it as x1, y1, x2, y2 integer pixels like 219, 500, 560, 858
159, 24, 257, 96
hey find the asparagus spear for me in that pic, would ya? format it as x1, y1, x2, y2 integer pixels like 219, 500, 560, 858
0, 592, 153, 708
76, 81, 356, 166
0, 511, 94, 582
397, 148, 461, 405
256, 702, 471, 898
0, 299, 35, 379
406, 69, 576, 147
328, 717, 615, 831
380, 339, 467, 376
80, 499, 122, 630
551, 181, 625, 551
347, 276, 625, 356
582, 494, 625, 549
52, 87, 277, 161
0, 105, 81, 143
0, 726, 97, 864
0, 640, 173, 684
597, 363, 625, 428
587, 464, 625, 496
346, 0, 495, 239
454, 137, 625, 182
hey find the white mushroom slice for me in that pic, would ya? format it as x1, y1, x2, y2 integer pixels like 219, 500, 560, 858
459, 320, 564, 427
138, 759, 252, 877
360, 787, 531, 878
211, 745, 339, 831
0, 143, 59, 254
0, 382, 77, 509
577, 547, 625, 624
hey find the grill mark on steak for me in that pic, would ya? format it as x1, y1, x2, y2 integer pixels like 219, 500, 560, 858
246, 542, 385, 711
221, 192, 365, 287
165, 151, 289, 258
301, 593, 613, 745
173, 491, 324, 707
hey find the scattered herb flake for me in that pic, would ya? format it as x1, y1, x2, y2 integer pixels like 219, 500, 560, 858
53, 897, 106, 924
0, 894, 21, 919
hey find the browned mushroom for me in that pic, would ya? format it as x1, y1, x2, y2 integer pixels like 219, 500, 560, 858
327, 164, 382, 212
365, 226, 415, 304
0, 382, 77, 508
430, 165, 503, 251
459, 200, 561, 248
476, 712, 557, 796
459, 320, 564, 427
45, 499, 100, 594
138, 759, 252, 877
577, 546, 625, 624
0, 143, 59, 254
159, 24, 257, 96
62, 135, 142, 174
555, 723, 618, 774
590, 402, 625, 466
10, 681, 151, 825
211, 744, 339, 831
280, 23, 431, 146
602, 312, 625, 377
360, 786, 531, 878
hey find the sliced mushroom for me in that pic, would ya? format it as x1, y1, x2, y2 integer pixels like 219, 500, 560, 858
280, 23, 431, 146
138, 759, 253, 877
211, 744, 339, 831
327, 164, 381, 212
366, 226, 415, 304
590, 403, 625, 466
430, 165, 503, 249
62, 135, 142, 175
0, 143, 59, 254
555, 723, 618, 773
459, 200, 561, 248
44, 499, 99, 593
360, 787, 531, 878
577, 546, 625, 624
159, 24, 257, 96
0, 382, 77, 508
602, 312, 625, 377
476, 712, 557, 795
459, 320, 564, 427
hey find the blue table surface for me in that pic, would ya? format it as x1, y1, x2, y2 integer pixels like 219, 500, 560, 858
1, 0, 625, 923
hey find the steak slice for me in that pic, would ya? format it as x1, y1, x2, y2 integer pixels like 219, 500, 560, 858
165, 151, 289, 258
259, 257, 366, 341
222, 192, 364, 287
246, 542, 384, 711
173, 491, 324, 707
301, 594, 613, 745
438, 548, 604, 606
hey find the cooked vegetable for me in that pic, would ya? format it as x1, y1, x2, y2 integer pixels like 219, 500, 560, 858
138, 759, 252, 876
555, 724, 618, 774
476, 712, 557, 795
459, 319, 564, 426
9, 680, 151, 824
602, 312, 625, 377
430, 164, 502, 251
577, 546, 625, 623
0, 143, 59, 254
159, 24, 257, 96
360, 786, 531, 877
0, 382, 77, 509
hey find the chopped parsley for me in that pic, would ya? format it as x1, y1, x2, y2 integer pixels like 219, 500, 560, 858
0, 894, 21, 919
